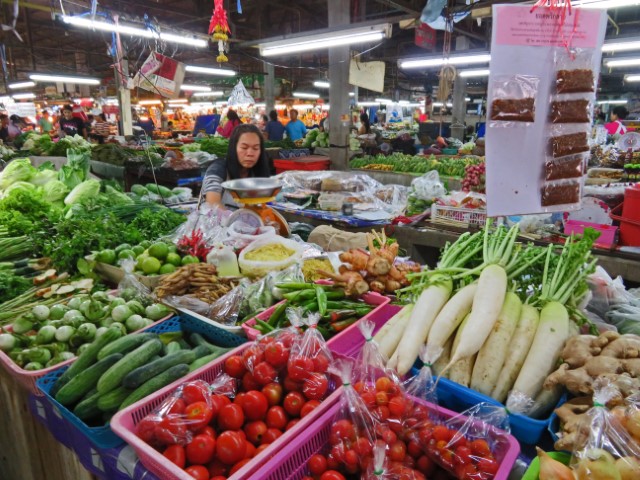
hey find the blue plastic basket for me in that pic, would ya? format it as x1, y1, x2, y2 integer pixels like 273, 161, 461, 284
36, 314, 247, 449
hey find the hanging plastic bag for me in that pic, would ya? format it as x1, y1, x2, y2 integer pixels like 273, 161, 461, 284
117, 259, 153, 306
404, 346, 438, 406
364, 441, 427, 480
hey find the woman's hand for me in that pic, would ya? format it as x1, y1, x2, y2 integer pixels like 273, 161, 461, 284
205, 191, 222, 206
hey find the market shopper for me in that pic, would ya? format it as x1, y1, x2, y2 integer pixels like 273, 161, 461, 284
265, 110, 285, 141
58, 105, 87, 138
605, 105, 629, 136
0, 114, 11, 142
217, 109, 242, 138
358, 112, 371, 135
91, 114, 111, 143
285, 109, 307, 140
202, 123, 271, 207
38, 110, 53, 133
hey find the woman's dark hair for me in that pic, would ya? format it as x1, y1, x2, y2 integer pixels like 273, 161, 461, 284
597, 112, 606, 122
62, 105, 73, 112
360, 112, 371, 133
226, 124, 270, 179
269, 110, 278, 121
226, 109, 240, 122
97, 113, 107, 122
613, 105, 629, 120
261, 114, 269, 123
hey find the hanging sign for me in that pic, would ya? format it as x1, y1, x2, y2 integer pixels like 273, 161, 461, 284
415, 22, 436, 50
133, 52, 186, 98
485, 5, 607, 217
349, 60, 385, 93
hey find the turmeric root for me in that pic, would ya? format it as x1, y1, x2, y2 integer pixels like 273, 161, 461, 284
339, 249, 369, 271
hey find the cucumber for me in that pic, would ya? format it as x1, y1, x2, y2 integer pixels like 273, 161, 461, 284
192, 345, 213, 359
97, 332, 157, 360
123, 350, 196, 389
120, 364, 189, 410
165, 341, 181, 355
97, 386, 132, 412
80, 387, 98, 402
96, 339, 163, 394
55, 353, 123, 406
51, 328, 122, 397
73, 390, 102, 421
189, 333, 228, 355
188, 349, 228, 373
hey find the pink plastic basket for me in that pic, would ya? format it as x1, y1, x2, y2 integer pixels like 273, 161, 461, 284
242, 292, 392, 356
252, 396, 521, 480
564, 219, 618, 248
111, 342, 344, 480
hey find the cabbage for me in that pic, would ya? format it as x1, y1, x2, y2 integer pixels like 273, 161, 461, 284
0, 158, 35, 189
3, 181, 38, 197
105, 185, 133, 205
30, 169, 58, 186
43, 180, 69, 203
64, 179, 101, 206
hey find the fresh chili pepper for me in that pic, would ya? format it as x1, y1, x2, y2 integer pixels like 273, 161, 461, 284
329, 310, 358, 322
301, 299, 318, 312
267, 301, 288, 327
316, 286, 328, 316
330, 318, 358, 332
283, 289, 317, 302
326, 300, 364, 310
255, 319, 275, 333
239, 309, 265, 325
316, 325, 331, 340
324, 290, 346, 300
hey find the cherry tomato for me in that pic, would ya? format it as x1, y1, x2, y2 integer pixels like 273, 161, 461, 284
210, 477, 227, 480
313, 353, 330, 373
206, 458, 227, 477
210, 394, 230, 421
375, 390, 389, 406
136, 416, 158, 444
360, 391, 376, 408
283, 391, 306, 417
240, 371, 260, 391
389, 440, 407, 462
354, 436, 372, 456
416, 455, 436, 475
229, 458, 252, 475
253, 362, 278, 386
235, 429, 247, 442
265, 406, 288, 430
224, 355, 246, 378
283, 375, 303, 393
302, 373, 329, 401
286, 419, 300, 431
162, 444, 185, 469
407, 440, 422, 459
218, 404, 244, 431
320, 470, 346, 480
433, 425, 453, 443
326, 453, 340, 470
470, 439, 491, 457
168, 398, 186, 416
344, 449, 358, 466
186, 434, 216, 465
182, 381, 209, 404
454, 445, 472, 466
288, 357, 313, 381
262, 383, 283, 406
215, 431, 246, 465
242, 390, 269, 421
258, 336, 275, 346
300, 400, 321, 418
308, 454, 328, 475
261, 427, 283, 445
184, 465, 209, 480
477, 457, 498, 475
389, 396, 406, 417
264, 342, 289, 368
376, 376, 392, 392
185, 401, 213, 431
244, 441, 257, 459
234, 392, 247, 408
331, 419, 356, 442
197, 425, 216, 439
244, 420, 267, 445
242, 345, 264, 369
255, 444, 270, 455
155, 415, 188, 445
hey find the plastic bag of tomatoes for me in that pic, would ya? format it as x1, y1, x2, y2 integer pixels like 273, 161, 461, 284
404, 346, 438, 405
362, 441, 430, 480
287, 311, 335, 402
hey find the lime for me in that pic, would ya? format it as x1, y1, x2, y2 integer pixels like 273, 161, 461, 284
167, 244, 178, 253
115, 243, 131, 255
135, 254, 149, 270
148, 242, 169, 260
132, 245, 145, 256
118, 249, 135, 260
159, 263, 177, 275
141, 257, 162, 275
140, 240, 152, 249
96, 249, 116, 265
181, 255, 200, 265
166, 252, 182, 267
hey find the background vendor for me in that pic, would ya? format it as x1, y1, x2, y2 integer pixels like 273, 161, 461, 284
605, 105, 629, 136
202, 124, 271, 207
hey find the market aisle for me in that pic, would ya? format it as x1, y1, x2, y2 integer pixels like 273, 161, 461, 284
0, 366, 96, 480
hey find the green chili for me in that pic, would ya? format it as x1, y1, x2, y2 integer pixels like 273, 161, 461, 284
255, 319, 275, 333
316, 286, 328, 316
267, 301, 288, 327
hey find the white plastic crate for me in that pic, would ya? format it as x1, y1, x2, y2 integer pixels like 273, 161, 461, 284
431, 203, 488, 226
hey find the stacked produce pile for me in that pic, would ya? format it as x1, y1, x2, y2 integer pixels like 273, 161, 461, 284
350, 153, 483, 177
16, 132, 92, 156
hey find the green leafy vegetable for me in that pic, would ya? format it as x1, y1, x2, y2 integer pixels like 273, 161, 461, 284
0, 158, 36, 189
64, 179, 101, 206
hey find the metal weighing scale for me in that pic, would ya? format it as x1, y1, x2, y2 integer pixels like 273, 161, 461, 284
221, 178, 290, 236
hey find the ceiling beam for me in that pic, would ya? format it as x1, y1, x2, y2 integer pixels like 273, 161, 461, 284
371, 0, 420, 16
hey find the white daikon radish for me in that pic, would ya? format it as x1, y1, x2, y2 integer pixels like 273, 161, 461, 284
374, 305, 413, 359
432, 336, 453, 377
425, 283, 477, 364
388, 276, 452, 376
507, 301, 570, 414
449, 354, 477, 388
470, 292, 522, 396
491, 304, 540, 403
438, 264, 507, 379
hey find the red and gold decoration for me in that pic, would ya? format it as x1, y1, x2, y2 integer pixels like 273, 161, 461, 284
208, 0, 230, 63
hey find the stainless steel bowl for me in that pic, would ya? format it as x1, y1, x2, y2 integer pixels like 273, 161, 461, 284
221, 178, 282, 199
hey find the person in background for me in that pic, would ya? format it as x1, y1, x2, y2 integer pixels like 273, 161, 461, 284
605, 106, 629, 136
38, 110, 53, 133
596, 112, 606, 125
91, 114, 111, 143
8, 115, 24, 138
135, 115, 155, 137
217, 109, 242, 138
265, 110, 285, 141
259, 114, 269, 132
358, 112, 371, 135
285, 109, 307, 141
0, 114, 11, 142
167, 121, 174, 133
58, 105, 87, 138
202, 124, 271, 207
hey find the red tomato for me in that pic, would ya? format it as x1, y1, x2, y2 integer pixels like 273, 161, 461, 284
242, 391, 269, 421
331, 419, 355, 442
308, 454, 328, 475
155, 415, 188, 445
261, 427, 283, 445
376, 376, 392, 392
253, 362, 278, 386
360, 391, 376, 409
244, 441, 257, 459
215, 431, 246, 465
375, 391, 389, 406
354, 436, 372, 456
389, 440, 407, 462
210, 477, 227, 480
255, 444, 270, 455
234, 392, 247, 407
218, 404, 244, 431
374, 405, 390, 422
477, 457, 498, 475
416, 455, 436, 475
389, 396, 406, 417
137, 416, 158, 444
185, 402, 213, 431
186, 434, 216, 465
313, 353, 330, 373
265, 406, 288, 430
454, 445, 472, 466
264, 342, 289, 368
470, 439, 491, 457
206, 458, 227, 477
242, 345, 264, 369
300, 400, 321, 418
262, 383, 283, 406
168, 398, 186, 415
197, 426, 216, 439
224, 355, 246, 379
244, 420, 267, 445
229, 458, 252, 475
407, 440, 422, 459
283, 391, 305, 417
286, 419, 300, 431
344, 449, 358, 466
283, 375, 303, 393
302, 373, 329, 401
182, 381, 209, 404
162, 444, 185, 468
432, 425, 453, 443
184, 465, 209, 480
242, 371, 260, 391
210, 394, 230, 421
235, 429, 247, 442
258, 336, 275, 346
320, 470, 346, 480
288, 357, 313, 381
326, 453, 340, 470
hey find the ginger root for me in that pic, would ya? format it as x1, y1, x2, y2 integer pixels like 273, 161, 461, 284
554, 396, 592, 452
562, 335, 601, 368
601, 334, 640, 359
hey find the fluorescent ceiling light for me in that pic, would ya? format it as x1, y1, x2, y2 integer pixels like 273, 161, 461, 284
597, 99, 628, 104
433, 102, 444, 107
446, 102, 453, 107
375, 98, 393, 103
314, 81, 330, 88
625, 74, 640, 82
192, 91, 224, 97
398, 100, 410, 105
185, 65, 236, 76
254, 103, 266, 108
215, 101, 227, 106
459, 69, 491, 78
30, 74, 100, 85
293, 92, 319, 99
138, 100, 163, 105
605, 57, 640, 67
473, 99, 484, 104
349, 92, 355, 97
180, 84, 211, 92
260, 23, 391, 56
61, 15, 207, 48
401, 53, 491, 69
572, 0, 640, 8
9, 81, 35, 89
602, 39, 640, 52
465, 97, 471, 101
190, 102, 214, 107
358, 101, 378, 106
406, 103, 424, 107
168, 99, 189, 104
12, 93, 35, 100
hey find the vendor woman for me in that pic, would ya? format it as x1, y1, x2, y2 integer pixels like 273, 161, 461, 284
202, 124, 271, 207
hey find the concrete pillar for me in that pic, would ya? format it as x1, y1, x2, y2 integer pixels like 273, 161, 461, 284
450, 75, 466, 141
264, 61, 275, 113
328, 0, 350, 171
115, 60, 132, 136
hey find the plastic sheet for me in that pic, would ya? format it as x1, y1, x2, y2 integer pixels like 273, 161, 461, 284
412, 171, 446, 200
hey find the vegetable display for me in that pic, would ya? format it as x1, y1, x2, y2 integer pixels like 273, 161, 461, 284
96, 240, 197, 277
154, 263, 238, 304
350, 153, 484, 177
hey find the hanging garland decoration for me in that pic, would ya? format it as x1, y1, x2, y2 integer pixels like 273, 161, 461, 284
209, 0, 230, 63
